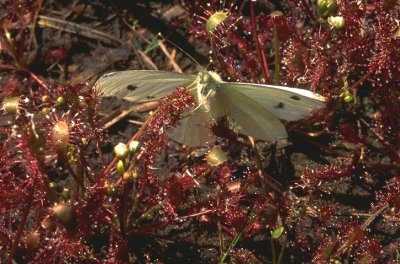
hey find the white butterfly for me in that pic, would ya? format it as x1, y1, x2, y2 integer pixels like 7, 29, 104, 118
96, 70, 325, 146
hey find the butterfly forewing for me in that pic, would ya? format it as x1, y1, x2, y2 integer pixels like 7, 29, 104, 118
95, 70, 196, 102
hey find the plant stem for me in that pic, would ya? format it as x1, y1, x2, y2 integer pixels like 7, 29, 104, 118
249, 0, 270, 82
103, 102, 162, 178
217, 195, 225, 255
219, 209, 257, 263
277, 234, 288, 264
219, 229, 242, 264
273, 25, 281, 85
300, 0, 315, 21
7, 198, 33, 264
359, 118, 400, 163
133, 204, 160, 226
271, 236, 277, 264
66, 161, 85, 191
119, 182, 127, 237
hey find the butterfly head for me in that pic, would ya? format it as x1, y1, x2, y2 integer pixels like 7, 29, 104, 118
198, 70, 222, 95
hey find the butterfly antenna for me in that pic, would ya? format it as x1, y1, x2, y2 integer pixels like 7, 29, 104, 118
157, 33, 201, 66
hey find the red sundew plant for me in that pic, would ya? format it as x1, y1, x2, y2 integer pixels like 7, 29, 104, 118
1, 0, 400, 263
184, 0, 400, 262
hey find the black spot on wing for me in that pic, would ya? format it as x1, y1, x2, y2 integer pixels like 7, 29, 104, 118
275, 102, 285, 109
147, 95, 155, 99
126, 85, 138, 91
290, 95, 301, 101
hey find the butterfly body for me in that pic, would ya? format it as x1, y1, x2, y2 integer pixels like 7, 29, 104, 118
96, 70, 325, 146
192, 70, 222, 112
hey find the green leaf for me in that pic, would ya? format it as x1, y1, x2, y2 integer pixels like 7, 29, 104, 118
271, 226, 284, 239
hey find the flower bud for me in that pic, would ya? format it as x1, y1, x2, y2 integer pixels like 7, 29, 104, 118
25, 230, 41, 250
328, 16, 345, 30
116, 160, 125, 175
56, 96, 65, 105
62, 188, 70, 199
49, 182, 63, 193
270, 10, 283, 18
129, 140, 141, 154
317, 0, 338, 18
51, 120, 70, 154
52, 203, 75, 228
49, 181, 58, 189
114, 142, 129, 160
40, 217, 54, 230
105, 183, 119, 198
41, 95, 51, 103
41, 107, 51, 114
123, 168, 138, 181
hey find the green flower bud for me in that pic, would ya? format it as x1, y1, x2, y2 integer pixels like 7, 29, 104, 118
52, 203, 75, 228
129, 140, 141, 154
114, 142, 129, 160
62, 188, 70, 199
56, 96, 65, 105
49, 182, 63, 193
328, 16, 345, 30
67, 146, 78, 163
49, 182, 58, 189
25, 231, 41, 250
317, 0, 338, 18
105, 183, 119, 198
116, 160, 125, 175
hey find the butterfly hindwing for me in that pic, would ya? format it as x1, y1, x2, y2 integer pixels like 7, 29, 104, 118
171, 108, 214, 147
216, 84, 288, 142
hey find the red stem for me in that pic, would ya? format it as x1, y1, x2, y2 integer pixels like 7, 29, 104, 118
7, 198, 33, 264
300, 0, 315, 21
249, 0, 270, 82
360, 118, 400, 164
66, 161, 86, 191
350, 71, 373, 91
